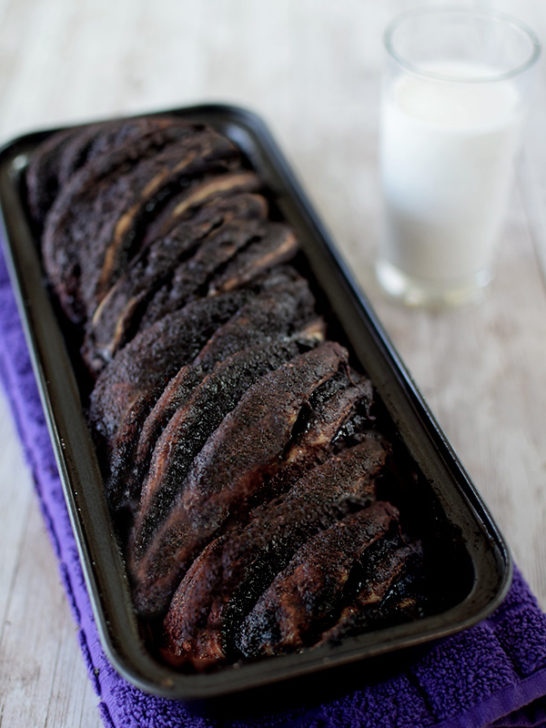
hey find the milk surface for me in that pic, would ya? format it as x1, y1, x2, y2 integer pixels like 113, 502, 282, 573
380, 61, 522, 285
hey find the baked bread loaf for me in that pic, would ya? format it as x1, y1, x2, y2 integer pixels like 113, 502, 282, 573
27, 115, 426, 670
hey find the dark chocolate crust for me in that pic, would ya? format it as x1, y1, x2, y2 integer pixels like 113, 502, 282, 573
162, 438, 389, 666
236, 501, 399, 658
130, 341, 349, 617
130, 274, 322, 524
42, 119, 240, 323
83, 184, 263, 371
26, 128, 77, 227
89, 288, 250, 508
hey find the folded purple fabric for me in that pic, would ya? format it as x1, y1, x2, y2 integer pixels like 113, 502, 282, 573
1, 244, 545, 728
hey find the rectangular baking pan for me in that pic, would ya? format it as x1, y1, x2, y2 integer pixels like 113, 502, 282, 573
0, 104, 511, 700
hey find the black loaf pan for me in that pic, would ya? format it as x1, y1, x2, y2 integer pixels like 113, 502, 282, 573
0, 104, 511, 701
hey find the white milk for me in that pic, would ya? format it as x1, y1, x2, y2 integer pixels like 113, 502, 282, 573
379, 62, 522, 291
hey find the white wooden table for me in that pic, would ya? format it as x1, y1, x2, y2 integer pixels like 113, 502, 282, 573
1, 1, 545, 725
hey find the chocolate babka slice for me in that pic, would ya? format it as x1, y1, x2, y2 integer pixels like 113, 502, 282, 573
55, 121, 124, 189
43, 120, 240, 324
89, 288, 251, 509
262, 367, 375, 500
26, 128, 78, 227
27, 117, 188, 229
139, 170, 262, 247
133, 357, 375, 611
137, 221, 298, 333
80, 135, 244, 324
206, 222, 298, 295
83, 188, 265, 371
129, 273, 322, 507
161, 437, 389, 667
131, 333, 323, 559
136, 360, 372, 534
236, 501, 399, 658
57, 117, 189, 189
319, 536, 425, 645
130, 341, 349, 617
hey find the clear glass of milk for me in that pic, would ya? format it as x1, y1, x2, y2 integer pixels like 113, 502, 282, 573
377, 8, 540, 307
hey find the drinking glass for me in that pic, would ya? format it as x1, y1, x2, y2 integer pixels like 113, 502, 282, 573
376, 8, 540, 307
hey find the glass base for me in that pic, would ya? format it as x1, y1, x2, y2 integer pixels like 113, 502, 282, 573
375, 259, 491, 308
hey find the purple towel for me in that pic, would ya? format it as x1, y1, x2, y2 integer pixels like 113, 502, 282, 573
0, 244, 545, 728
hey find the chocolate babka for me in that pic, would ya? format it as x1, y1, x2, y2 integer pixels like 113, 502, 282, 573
27, 115, 427, 670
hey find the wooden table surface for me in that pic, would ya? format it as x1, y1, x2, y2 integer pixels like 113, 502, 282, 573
1, 1, 545, 725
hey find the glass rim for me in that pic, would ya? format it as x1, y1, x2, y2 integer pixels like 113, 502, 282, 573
384, 6, 541, 83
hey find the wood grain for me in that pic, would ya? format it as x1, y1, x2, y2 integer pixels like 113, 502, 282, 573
0, 1, 544, 726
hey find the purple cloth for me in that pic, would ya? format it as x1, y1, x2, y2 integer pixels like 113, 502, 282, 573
0, 245, 545, 728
